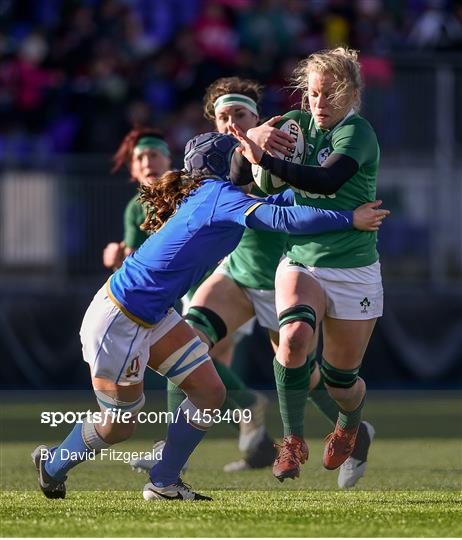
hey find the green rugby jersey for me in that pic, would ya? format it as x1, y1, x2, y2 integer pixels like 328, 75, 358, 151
284, 110, 380, 268
123, 193, 149, 250
225, 185, 288, 290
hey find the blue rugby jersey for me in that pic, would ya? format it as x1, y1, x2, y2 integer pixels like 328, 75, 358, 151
108, 180, 352, 326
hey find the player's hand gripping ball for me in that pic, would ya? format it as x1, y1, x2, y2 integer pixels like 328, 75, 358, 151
252, 118, 305, 194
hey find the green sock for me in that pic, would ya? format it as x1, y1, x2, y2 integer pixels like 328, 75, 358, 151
273, 357, 310, 438
308, 374, 340, 427
338, 394, 366, 429
212, 359, 256, 409
167, 379, 185, 413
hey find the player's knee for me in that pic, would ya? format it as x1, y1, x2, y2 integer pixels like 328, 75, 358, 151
94, 390, 145, 444
184, 306, 227, 347
278, 304, 316, 354
279, 323, 313, 361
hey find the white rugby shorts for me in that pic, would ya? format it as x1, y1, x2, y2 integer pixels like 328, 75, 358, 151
80, 285, 182, 386
277, 257, 383, 320
215, 264, 279, 332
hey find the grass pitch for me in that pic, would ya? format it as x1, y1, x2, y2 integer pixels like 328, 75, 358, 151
1, 392, 461, 537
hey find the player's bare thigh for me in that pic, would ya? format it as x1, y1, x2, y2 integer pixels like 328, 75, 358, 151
322, 316, 377, 370
190, 272, 255, 336
91, 376, 144, 443
275, 265, 326, 317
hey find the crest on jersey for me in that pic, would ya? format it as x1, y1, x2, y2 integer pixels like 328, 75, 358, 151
317, 147, 331, 165
126, 356, 141, 378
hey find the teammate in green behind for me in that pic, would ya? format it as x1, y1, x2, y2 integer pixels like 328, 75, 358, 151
102, 128, 171, 271
232, 47, 388, 487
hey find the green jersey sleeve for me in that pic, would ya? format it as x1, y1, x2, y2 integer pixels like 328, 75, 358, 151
331, 119, 379, 167
123, 194, 149, 250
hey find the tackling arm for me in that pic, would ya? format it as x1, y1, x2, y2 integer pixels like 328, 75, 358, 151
245, 203, 353, 235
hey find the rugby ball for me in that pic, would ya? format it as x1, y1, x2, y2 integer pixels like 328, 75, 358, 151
251, 118, 305, 194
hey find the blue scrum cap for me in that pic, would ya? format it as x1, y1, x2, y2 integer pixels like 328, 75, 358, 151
184, 132, 239, 180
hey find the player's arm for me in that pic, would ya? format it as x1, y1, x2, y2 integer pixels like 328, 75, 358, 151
229, 149, 253, 186
263, 189, 295, 207
229, 123, 357, 195
258, 152, 358, 195
243, 200, 389, 234
104, 200, 140, 271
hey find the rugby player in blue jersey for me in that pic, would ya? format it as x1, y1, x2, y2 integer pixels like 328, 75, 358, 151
32, 132, 388, 501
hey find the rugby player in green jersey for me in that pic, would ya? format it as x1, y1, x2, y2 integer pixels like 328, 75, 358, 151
186, 74, 382, 486
102, 128, 171, 271
231, 47, 389, 487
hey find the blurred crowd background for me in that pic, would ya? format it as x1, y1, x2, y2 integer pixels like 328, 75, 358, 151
1, 0, 461, 390
2, 0, 462, 156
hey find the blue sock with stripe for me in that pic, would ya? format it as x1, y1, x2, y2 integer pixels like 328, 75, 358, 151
149, 408, 206, 487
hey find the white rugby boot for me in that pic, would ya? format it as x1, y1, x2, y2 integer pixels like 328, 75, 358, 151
143, 478, 212, 501
337, 421, 375, 489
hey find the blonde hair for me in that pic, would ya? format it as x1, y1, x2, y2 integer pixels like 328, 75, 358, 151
292, 47, 363, 112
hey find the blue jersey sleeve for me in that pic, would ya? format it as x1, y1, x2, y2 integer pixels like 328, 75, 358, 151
263, 189, 294, 207
211, 182, 350, 235
211, 182, 266, 226
244, 204, 353, 235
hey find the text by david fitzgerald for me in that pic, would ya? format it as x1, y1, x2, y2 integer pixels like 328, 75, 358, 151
39, 447, 163, 464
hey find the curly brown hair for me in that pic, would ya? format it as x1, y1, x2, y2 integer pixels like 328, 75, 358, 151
111, 127, 167, 179
138, 170, 207, 233
203, 77, 263, 122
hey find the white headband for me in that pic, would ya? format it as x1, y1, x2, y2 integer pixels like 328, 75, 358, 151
213, 93, 258, 116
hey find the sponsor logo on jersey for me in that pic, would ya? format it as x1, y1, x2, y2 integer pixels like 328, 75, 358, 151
292, 188, 336, 200
317, 147, 331, 164
293, 143, 335, 199
126, 356, 141, 378
284, 122, 301, 162
360, 297, 371, 314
